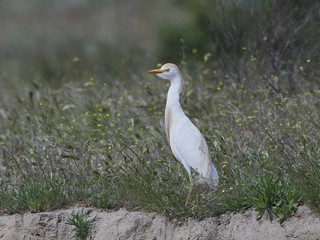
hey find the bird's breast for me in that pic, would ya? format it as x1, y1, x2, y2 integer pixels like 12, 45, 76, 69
165, 105, 185, 142
165, 106, 173, 142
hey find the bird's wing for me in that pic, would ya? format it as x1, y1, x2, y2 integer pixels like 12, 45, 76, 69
169, 116, 212, 178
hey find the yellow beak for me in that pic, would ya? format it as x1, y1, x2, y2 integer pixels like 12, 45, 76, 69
147, 69, 168, 74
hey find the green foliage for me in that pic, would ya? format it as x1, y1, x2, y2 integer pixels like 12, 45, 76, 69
277, 141, 320, 211
251, 175, 280, 220
0, 65, 319, 221
249, 175, 301, 221
0, 178, 70, 214
205, 0, 320, 91
87, 183, 115, 210
66, 209, 90, 240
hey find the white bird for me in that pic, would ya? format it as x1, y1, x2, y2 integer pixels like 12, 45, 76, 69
147, 63, 219, 207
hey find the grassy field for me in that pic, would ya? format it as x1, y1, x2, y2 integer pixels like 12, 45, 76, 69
0, 59, 319, 222
0, 0, 320, 224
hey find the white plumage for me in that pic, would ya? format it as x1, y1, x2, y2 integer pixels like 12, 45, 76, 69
148, 63, 219, 206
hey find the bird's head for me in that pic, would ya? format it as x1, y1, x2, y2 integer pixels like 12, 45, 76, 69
147, 63, 181, 81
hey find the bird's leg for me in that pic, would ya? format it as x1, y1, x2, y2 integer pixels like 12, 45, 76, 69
185, 174, 193, 207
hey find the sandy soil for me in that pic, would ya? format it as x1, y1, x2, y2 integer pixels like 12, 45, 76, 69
0, 205, 319, 240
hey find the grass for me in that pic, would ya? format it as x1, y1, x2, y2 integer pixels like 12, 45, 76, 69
66, 208, 90, 240
250, 174, 301, 222
0, 60, 319, 222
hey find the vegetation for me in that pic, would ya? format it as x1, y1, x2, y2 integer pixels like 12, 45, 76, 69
0, 0, 319, 223
204, 0, 320, 93
66, 209, 90, 240
0, 60, 319, 221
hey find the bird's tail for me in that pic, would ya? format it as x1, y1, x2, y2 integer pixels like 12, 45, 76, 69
207, 163, 219, 189
196, 163, 219, 189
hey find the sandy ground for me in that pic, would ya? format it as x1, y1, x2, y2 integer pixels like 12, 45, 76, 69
0, 205, 319, 240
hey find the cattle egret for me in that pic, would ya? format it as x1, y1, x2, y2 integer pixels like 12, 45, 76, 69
147, 63, 219, 207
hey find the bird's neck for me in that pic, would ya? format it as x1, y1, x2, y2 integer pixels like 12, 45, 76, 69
166, 76, 183, 107
165, 76, 183, 141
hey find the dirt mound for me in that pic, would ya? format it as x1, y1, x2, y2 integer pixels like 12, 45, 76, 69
0, 205, 319, 240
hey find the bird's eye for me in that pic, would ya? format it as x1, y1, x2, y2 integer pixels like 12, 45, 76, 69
163, 69, 170, 72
